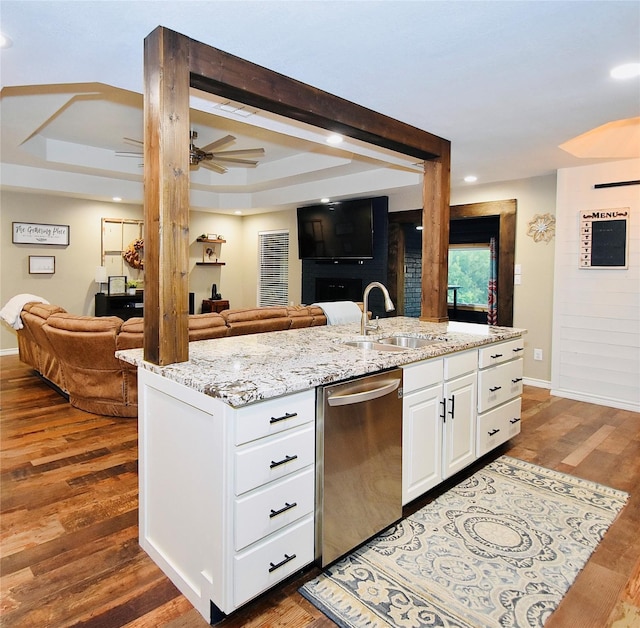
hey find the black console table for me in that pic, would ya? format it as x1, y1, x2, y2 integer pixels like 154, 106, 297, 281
95, 292, 144, 320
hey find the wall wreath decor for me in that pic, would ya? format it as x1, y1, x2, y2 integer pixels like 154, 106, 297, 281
526, 213, 556, 243
123, 238, 144, 269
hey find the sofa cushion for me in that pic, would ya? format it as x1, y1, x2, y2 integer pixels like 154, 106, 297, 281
222, 307, 291, 336
116, 317, 144, 350
188, 313, 228, 341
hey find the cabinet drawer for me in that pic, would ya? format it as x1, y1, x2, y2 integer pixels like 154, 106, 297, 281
235, 424, 315, 495
477, 358, 523, 413
443, 350, 477, 381
234, 467, 314, 551
402, 358, 443, 394
478, 338, 524, 368
477, 397, 521, 457
234, 390, 315, 445
233, 514, 314, 608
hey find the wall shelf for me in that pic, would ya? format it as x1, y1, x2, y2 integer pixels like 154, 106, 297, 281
196, 237, 226, 265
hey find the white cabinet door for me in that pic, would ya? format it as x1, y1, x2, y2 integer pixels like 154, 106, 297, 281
442, 371, 477, 478
402, 383, 443, 505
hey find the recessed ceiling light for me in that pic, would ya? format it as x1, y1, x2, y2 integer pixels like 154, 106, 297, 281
326, 134, 343, 145
610, 63, 640, 79
320, 197, 330, 203
112, 196, 122, 202
0, 33, 12, 49
234, 210, 242, 215
464, 175, 478, 183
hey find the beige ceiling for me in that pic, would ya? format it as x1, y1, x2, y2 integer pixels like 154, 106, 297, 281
1, 1, 639, 214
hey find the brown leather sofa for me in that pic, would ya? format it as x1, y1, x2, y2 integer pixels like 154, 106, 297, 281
16, 302, 327, 418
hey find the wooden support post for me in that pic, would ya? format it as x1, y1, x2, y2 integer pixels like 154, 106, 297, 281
143, 27, 191, 365
420, 146, 451, 322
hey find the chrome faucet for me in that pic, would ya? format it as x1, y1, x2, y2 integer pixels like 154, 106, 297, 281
361, 281, 395, 335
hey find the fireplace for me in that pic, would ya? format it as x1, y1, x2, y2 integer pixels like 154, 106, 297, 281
315, 277, 362, 302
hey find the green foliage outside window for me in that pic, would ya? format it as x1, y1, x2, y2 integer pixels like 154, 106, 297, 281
448, 247, 490, 307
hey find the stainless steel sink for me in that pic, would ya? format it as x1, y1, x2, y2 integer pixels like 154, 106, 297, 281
377, 335, 446, 348
342, 340, 408, 352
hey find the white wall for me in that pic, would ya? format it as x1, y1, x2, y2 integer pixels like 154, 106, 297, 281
451, 174, 557, 386
552, 158, 639, 412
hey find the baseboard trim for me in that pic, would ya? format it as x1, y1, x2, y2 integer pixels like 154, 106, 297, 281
550, 387, 640, 413
0, 347, 19, 357
523, 377, 551, 389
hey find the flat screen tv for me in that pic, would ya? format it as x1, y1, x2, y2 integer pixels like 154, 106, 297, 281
297, 198, 374, 260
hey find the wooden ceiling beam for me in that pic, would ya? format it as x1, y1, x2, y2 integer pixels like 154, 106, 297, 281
143, 26, 451, 365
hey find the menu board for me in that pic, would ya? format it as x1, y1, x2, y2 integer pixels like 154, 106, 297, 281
580, 208, 629, 269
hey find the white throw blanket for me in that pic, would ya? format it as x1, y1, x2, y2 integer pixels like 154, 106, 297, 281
314, 301, 362, 325
0, 293, 50, 330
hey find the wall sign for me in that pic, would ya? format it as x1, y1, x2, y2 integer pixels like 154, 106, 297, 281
12, 222, 70, 246
580, 208, 629, 269
28, 255, 56, 274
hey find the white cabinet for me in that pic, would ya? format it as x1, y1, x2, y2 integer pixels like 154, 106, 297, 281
137, 371, 315, 621
476, 338, 524, 457
401, 359, 443, 505
401, 350, 477, 505
442, 351, 478, 478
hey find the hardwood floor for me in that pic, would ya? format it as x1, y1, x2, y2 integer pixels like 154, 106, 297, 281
1, 354, 638, 627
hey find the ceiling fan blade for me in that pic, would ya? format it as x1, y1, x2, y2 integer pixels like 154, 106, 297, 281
209, 157, 259, 166
211, 148, 266, 157
199, 134, 236, 153
199, 160, 228, 174
123, 137, 143, 146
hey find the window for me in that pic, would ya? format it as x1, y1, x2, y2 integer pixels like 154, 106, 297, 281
448, 244, 490, 308
258, 230, 289, 306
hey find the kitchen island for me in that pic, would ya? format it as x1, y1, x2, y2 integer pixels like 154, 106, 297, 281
117, 318, 525, 623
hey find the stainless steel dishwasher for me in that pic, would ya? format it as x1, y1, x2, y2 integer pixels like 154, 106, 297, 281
316, 368, 403, 566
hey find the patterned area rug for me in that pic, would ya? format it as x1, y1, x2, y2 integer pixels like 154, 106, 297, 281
300, 456, 628, 628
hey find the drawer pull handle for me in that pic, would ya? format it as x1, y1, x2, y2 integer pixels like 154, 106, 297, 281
512, 347, 524, 353
488, 428, 500, 436
270, 454, 298, 469
268, 553, 296, 573
269, 502, 298, 518
512, 377, 523, 384
510, 417, 521, 424
270, 411, 298, 424
489, 386, 502, 392
490, 353, 503, 359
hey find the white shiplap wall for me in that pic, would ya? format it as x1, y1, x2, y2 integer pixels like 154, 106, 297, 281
552, 158, 640, 412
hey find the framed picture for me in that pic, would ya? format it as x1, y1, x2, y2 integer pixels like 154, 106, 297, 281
13, 222, 70, 246
108, 275, 127, 295
28, 255, 56, 274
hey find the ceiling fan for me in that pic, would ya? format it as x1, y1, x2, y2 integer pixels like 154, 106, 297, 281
116, 131, 265, 173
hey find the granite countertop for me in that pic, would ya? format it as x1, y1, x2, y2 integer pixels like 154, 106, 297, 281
116, 317, 525, 407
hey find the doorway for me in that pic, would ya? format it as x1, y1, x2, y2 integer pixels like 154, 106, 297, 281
388, 199, 516, 326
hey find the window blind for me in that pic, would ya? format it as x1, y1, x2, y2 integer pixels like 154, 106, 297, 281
258, 230, 289, 306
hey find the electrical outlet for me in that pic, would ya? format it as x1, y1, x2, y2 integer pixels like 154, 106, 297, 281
514, 274, 522, 285
533, 348, 543, 361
